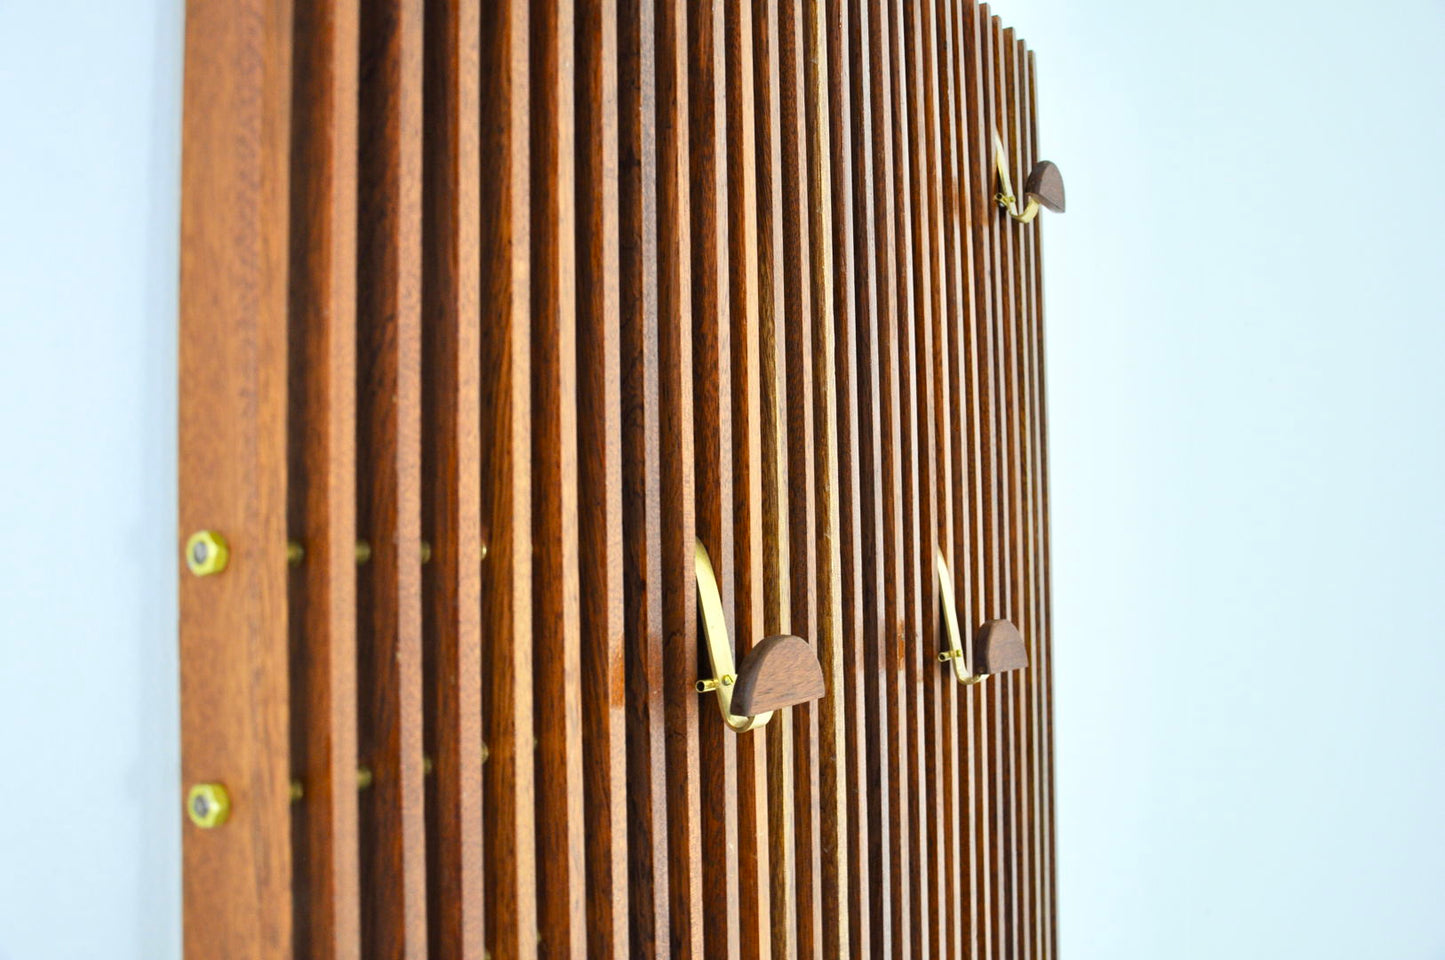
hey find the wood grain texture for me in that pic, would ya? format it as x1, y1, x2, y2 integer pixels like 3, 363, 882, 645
722, 1, 774, 954
656, 0, 705, 953
618, 0, 672, 955
420, 0, 484, 956
478, 1, 538, 957
576, 0, 631, 956
287, 0, 360, 954
356, 0, 427, 954
180, 0, 294, 954
731, 636, 827, 715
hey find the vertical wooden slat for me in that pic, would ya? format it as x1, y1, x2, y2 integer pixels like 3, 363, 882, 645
801, 0, 850, 954
776, 2, 825, 953
619, 0, 671, 954
960, 4, 1002, 957
820, 0, 873, 953
356, 0, 427, 952
530, 1, 587, 955
287, 0, 360, 954
749, 2, 798, 954
687, 3, 744, 955
179, 0, 293, 953
478, 0, 537, 956
842, 0, 894, 949
420, 0, 483, 955
1025, 47, 1060, 960
657, 0, 705, 952
722, 0, 774, 954
576, 0, 630, 956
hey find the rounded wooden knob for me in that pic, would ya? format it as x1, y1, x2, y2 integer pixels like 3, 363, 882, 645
1024, 160, 1065, 213
731, 635, 826, 716
975, 619, 1029, 675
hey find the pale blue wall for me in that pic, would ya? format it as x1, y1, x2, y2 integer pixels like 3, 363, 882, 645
0, 1, 183, 957
1010, 0, 1445, 956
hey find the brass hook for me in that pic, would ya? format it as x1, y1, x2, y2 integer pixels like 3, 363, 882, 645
936, 549, 1029, 683
694, 539, 826, 732
992, 127, 1064, 224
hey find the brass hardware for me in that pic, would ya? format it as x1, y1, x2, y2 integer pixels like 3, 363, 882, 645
186, 782, 231, 828
355, 540, 372, 565
184, 531, 229, 577
289, 780, 304, 802
695, 541, 772, 732
936, 550, 984, 686
480, 542, 489, 562
480, 742, 490, 764
356, 766, 374, 790
286, 540, 304, 566
423, 755, 433, 775
420, 541, 432, 564
992, 128, 1065, 224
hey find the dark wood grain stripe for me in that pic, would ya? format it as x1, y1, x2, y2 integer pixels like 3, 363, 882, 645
576, 0, 630, 955
420, 0, 483, 954
479, 1, 538, 955
619, 0, 670, 955
287, 0, 360, 954
657, 0, 705, 953
356, 0, 428, 952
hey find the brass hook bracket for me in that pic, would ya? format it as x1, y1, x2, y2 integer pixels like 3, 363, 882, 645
992, 127, 1065, 224
694, 540, 827, 732
695, 541, 772, 731
936, 549, 1030, 684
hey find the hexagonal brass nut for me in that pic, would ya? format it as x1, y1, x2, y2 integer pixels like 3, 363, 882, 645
186, 782, 231, 828
185, 530, 229, 577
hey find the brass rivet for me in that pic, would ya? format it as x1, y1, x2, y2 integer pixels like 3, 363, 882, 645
186, 783, 231, 828
355, 540, 372, 565
185, 531, 229, 577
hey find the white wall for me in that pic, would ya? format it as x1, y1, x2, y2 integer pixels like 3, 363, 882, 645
0, 1, 183, 957
1010, 0, 1445, 956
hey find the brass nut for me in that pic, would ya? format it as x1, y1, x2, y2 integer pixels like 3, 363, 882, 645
185, 531, 229, 577
186, 783, 231, 828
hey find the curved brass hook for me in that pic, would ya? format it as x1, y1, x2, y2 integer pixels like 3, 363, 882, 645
992, 127, 1065, 225
936, 549, 1029, 683
694, 540, 826, 732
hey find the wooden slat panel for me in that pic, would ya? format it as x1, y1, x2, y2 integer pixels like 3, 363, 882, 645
356, 0, 427, 953
576, 1, 630, 956
776, 2, 824, 953
722, 0, 774, 954
530, 1, 587, 955
657, 0, 705, 953
749, 3, 799, 954
820, 0, 875, 953
478, 1, 538, 956
618, 0, 672, 955
287, 0, 360, 954
801, 0, 850, 955
420, 0, 483, 955
686, 3, 744, 955
179, 0, 294, 953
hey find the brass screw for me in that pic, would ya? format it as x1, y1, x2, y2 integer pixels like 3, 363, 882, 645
287, 540, 305, 566
186, 783, 231, 828
356, 766, 374, 790
937, 649, 962, 663
420, 541, 432, 564
423, 755, 434, 776
185, 531, 229, 577
480, 542, 489, 562
480, 742, 490, 764
289, 780, 304, 802
355, 540, 372, 565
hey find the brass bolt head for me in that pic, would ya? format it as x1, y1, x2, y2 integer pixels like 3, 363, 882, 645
185, 531, 229, 577
186, 782, 231, 828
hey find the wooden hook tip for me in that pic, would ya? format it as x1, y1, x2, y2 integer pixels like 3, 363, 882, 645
1024, 160, 1065, 213
976, 619, 1029, 675
731, 634, 826, 715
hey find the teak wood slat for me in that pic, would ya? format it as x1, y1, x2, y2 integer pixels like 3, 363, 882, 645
179, 0, 1060, 955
